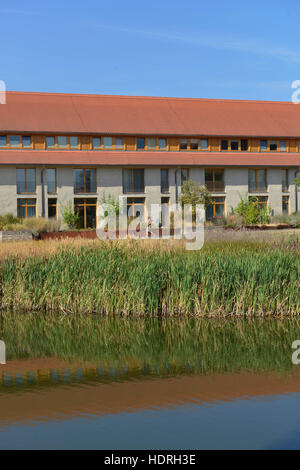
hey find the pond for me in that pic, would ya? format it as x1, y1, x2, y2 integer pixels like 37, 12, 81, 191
1, 314, 300, 449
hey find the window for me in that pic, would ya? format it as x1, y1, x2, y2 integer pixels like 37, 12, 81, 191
200, 139, 208, 150
161, 169, 169, 193
190, 139, 198, 150
0, 136, 7, 147
161, 197, 169, 227
92, 137, 101, 149
74, 169, 96, 193
57, 136, 68, 148
280, 140, 286, 151
206, 197, 225, 220
17, 199, 36, 218
282, 196, 289, 215
127, 198, 145, 221
47, 169, 56, 194
70, 136, 78, 148
241, 139, 248, 151
221, 140, 228, 150
231, 140, 239, 151
158, 138, 167, 150
249, 196, 268, 211
260, 140, 267, 151
116, 137, 123, 149
137, 138, 145, 150
10, 135, 20, 147
123, 169, 144, 193
181, 168, 189, 184
17, 168, 36, 194
269, 140, 277, 151
22, 136, 31, 148
74, 198, 97, 229
48, 198, 57, 218
298, 141, 300, 152
103, 137, 113, 149
180, 139, 188, 150
148, 138, 156, 149
205, 168, 225, 192
248, 169, 267, 192
46, 136, 55, 149
282, 169, 289, 192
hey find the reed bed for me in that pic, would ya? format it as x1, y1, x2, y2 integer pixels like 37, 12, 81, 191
1, 313, 300, 375
0, 239, 299, 315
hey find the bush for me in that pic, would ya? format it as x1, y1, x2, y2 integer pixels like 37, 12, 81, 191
62, 202, 80, 230
235, 196, 271, 225
0, 214, 22, 230
22, 217, 61, 233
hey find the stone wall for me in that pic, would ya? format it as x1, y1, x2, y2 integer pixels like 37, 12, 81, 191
0, 231, 33, 242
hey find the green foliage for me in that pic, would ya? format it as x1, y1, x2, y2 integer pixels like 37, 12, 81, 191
62, 201, 80, 229
0, 213, 22, 230
179, 180, 212, 212
235, 196, 271, 225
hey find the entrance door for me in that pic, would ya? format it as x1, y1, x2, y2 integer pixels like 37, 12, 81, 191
74, 198, 97, 229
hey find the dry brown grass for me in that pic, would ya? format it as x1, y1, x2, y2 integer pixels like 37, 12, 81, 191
0, 228, 298, 262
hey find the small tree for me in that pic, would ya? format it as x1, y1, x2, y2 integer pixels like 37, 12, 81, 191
179, 180, 212, 215
62, 201, 80, 229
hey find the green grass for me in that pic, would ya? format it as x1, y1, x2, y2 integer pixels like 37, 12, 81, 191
0, 241, 299, 315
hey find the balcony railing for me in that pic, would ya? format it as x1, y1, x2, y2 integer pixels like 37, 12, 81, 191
206, 181, 225, 192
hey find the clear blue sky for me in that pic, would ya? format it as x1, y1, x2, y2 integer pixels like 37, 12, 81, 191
1, 0, 300, 100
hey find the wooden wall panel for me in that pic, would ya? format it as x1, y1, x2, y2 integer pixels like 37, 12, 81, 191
288, 139, 298, 152
168, 137, 179, 151
250, 139, 260, 152
125, 136, 136, 151
209, 138, 220, 151
80, 136, 91, 150
33, 135, 45, 150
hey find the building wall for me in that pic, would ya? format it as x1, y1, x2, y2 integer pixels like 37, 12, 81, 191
0, 166, 298, 221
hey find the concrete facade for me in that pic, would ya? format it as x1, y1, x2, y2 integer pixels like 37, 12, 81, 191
0, 166, 298, 224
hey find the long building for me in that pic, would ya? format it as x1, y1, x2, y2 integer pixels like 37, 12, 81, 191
0, 91, 299, 228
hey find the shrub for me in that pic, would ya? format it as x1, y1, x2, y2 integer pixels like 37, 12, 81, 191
0, 214, 22, 230
22, 217, 61, 233
235, 196, 271, 225
62, 202, 80, 230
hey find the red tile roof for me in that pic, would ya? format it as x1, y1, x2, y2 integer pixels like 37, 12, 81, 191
0, 149, 299, 166
1, 91, 300, 137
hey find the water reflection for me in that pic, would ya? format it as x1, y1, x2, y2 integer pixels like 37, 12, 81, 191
1, 316, 300, 449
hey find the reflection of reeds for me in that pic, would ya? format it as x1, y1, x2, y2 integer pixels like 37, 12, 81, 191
0, 239, 299, 315
1, 314, 300, 375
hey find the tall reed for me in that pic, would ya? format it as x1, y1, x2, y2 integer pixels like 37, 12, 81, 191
0, 241, 299, 315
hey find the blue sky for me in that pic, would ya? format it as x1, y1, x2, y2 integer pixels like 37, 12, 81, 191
1, 0, 300, 100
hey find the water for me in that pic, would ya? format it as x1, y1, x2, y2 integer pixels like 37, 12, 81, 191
1, 315, 300, 449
